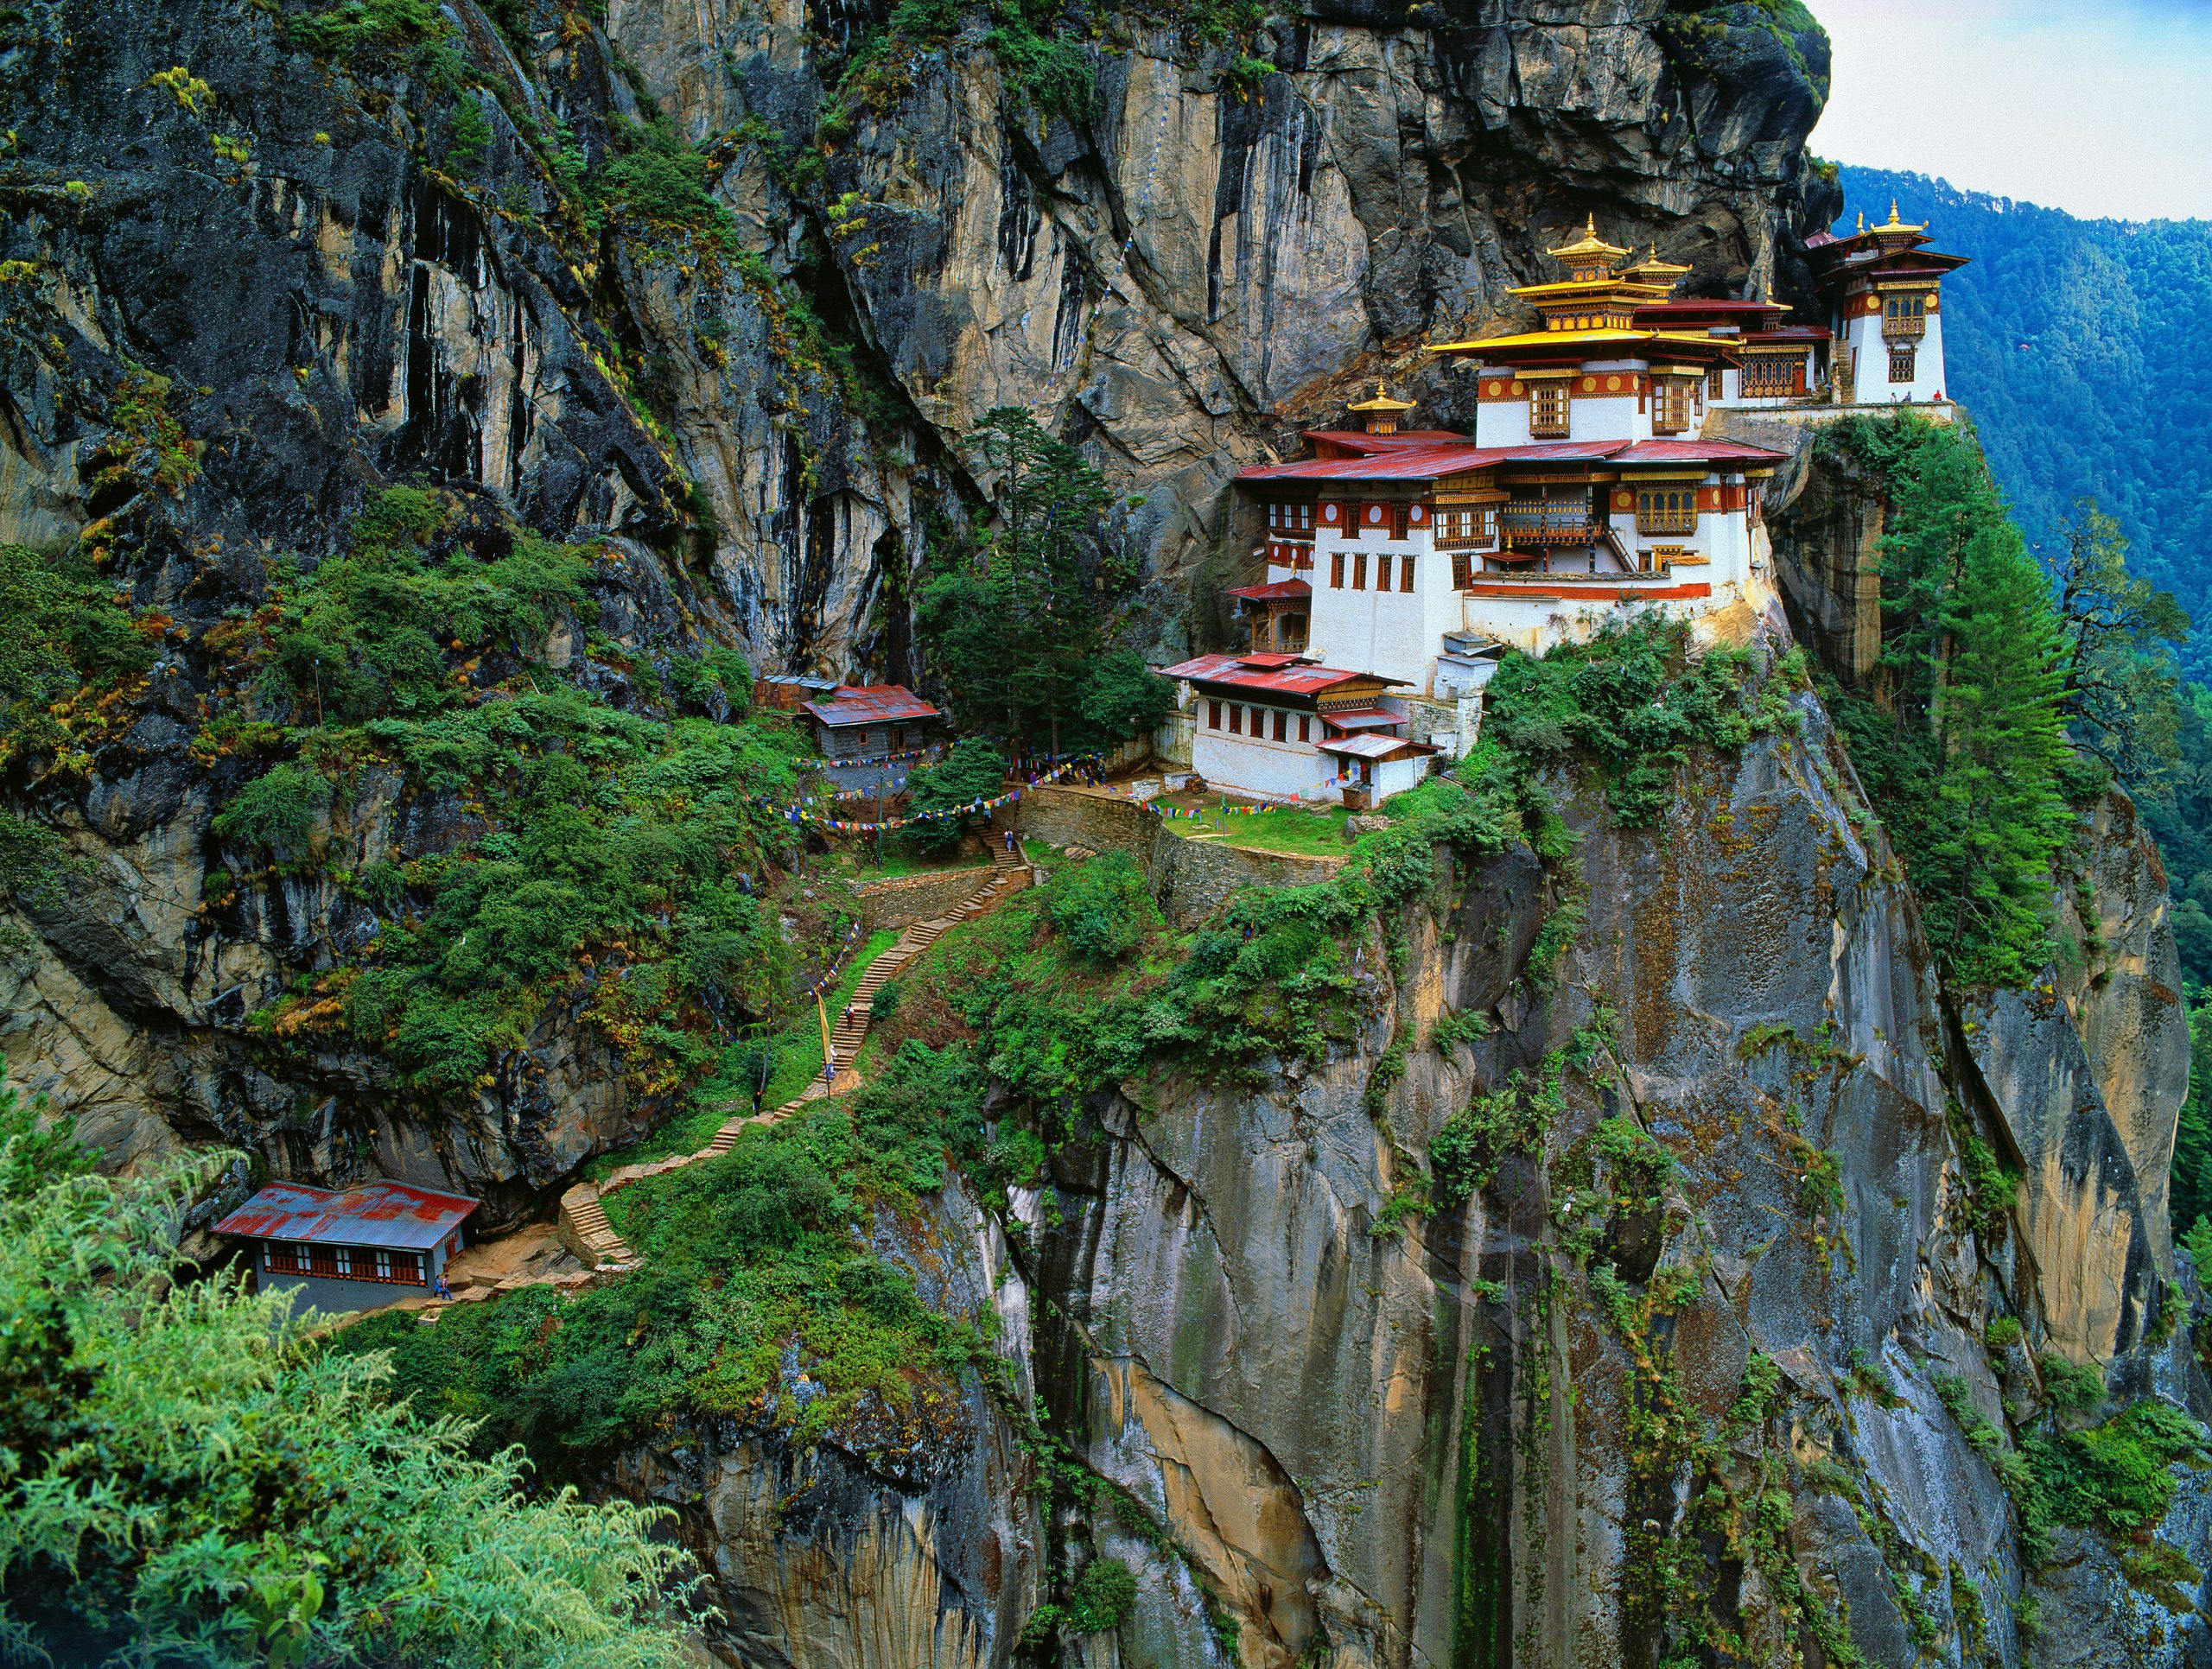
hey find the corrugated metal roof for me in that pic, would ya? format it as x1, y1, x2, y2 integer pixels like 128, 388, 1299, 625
1319, 733, 1438, 759
1741, 327, 1830, 343
214, 1181, 478, 1250
1609, 439, 1789, 466
1157, 653, 1407, 695
1226, 580, 1313, 602
1298, 428, 1472, 454
803, 684, 943, 727
1321, 708, 1402, 731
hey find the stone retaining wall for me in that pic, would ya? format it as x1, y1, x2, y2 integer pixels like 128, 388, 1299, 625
855, 866, 995, 930
1016, 784, 1154, 856
1145, 825, 1344, 926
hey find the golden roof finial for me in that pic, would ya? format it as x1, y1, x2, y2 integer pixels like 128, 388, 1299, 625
1856, 211, 1866, 233
1886, 199, 1902, 228
1346, 381, 1415, 412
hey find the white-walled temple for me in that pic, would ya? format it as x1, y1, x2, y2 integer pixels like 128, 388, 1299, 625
1157, 212, 1967, 804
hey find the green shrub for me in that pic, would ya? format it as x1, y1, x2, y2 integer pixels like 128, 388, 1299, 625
1066, 1557, 1137, 1634
1482, 618, 1790, 828
1046, 852, 1157, 964
2039, 1353, 2107, 1413
869, 980, 902, 1021
1986, 1316, 2023, 1350
211, 761, 333, 859
2024, 1399, 2212, 1538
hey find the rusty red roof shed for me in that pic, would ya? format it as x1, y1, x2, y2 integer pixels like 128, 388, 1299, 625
1608, 439, 1789, 466
803, 684, 943, 728
215, 1181, 478, 1251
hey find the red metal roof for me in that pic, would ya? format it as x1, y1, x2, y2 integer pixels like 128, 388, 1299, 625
1299, 428, 1472, 455
1321, 708, 1402, 730
1237, 436, 1774, 485
214, 1181, 478, 1250
1608, 439, 1789, 466
1157, 653, 1407, 695
1634, 299, 1785, 316
1741, 327, 1830, 343
1227, 580, 1313, 603
803, 684, 943, 727
1319, 733, 1438, 760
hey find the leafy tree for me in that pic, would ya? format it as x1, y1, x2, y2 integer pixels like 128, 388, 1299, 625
902, 737, 1007, 854
1820, 416, 2074, 987
1076, 647, 1173, 751
2046, 503, 2189, 784
2171, 992, 2212, 1249
919, 408, 1141, 756
0, 1088, 700, 1666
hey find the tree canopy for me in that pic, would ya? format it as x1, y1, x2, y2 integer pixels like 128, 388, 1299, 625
0, 1090, 701, 1667
918, 408, 1148, 756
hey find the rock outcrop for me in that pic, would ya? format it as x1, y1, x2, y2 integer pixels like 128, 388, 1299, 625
3, 3, 2203, 1667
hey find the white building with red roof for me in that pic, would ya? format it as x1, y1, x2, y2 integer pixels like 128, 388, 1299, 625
1166, 213, 1967, 795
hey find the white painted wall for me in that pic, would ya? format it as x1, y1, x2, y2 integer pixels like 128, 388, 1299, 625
1841, 308, 1948, 404
1191, 709, 1332, 800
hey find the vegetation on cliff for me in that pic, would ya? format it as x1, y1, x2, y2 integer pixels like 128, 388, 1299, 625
1815, 414, 2090, 986
0, 1090, 699, 1666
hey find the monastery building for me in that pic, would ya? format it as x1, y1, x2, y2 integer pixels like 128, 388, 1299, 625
1159, 213, 1967, 804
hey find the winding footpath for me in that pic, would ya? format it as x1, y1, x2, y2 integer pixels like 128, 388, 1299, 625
551, 842, 1029, 1271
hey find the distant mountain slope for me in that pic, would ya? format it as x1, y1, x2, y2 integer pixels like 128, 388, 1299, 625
1837, 166, 2212, 676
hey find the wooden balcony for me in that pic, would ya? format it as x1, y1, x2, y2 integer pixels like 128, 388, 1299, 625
1498, 510, 1599, 548
1882, 312, 1926, 340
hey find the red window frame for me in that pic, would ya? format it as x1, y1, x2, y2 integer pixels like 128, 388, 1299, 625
1207, 700, 1222, 729
1273, 710, 1287, 742
1297, 715, 1310, 742
1229, 704, 1243, 735
1389, 504, 1411, 539
1330, 550, 1344, 588
1400, 555, 1415, 593
1352, 553, 1367, 590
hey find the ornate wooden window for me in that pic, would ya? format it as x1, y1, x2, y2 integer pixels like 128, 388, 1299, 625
1636, 488, 1699, 536
1529, 382, 1569, 437
1451, 551, 1473, 589
1653, 378, 1693, 434
1351, 552, 1367, 590
1207, 700, 1221, 729
1888, 346, 1916, 384
1707, 365, 1726, 399
1272, 710, 1287, 742
1434, 505, 1495, 549
1882, 293, 1927, 339
1267, 499, 1313, 536
1388, 504, 1411, 539
1297, 715, 1310, 742
1229, 705, 1243, 735
1399, 555, 1416, 593
1330, 550, 1344, 588
1740, 354, 1798, 398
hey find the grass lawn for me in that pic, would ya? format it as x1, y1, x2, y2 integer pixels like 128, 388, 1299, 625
1164, 800, 1351, 860
825, 841, 989, 883
581, 927, 899, 1179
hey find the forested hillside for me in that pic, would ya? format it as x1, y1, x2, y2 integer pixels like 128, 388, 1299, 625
1834, 168, 2212, 677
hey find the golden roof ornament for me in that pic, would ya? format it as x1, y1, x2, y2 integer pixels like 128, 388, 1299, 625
1346, 380, 1415, 412
1347, 380, 1415, 434
1878, 199, 1928, 235
1547, 214, 1630, 263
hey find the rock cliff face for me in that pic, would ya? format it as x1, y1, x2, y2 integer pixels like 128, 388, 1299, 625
1004, 660, 2204, 1669
3, 3, 2204, 1667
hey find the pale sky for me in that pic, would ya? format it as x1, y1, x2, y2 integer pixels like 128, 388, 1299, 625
1809, 0, 2212, 221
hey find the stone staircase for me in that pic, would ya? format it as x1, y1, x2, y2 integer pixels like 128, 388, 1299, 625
552, 842, 1030, 1265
